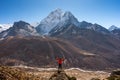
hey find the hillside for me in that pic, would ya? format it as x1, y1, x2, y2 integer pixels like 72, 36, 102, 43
0, 36, 120, 70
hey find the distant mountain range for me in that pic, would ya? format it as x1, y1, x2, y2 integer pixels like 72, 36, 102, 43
35, 9, 118, 35
0, 24, 12, 33
0, 9, 120, 70
0, 9, 120, 38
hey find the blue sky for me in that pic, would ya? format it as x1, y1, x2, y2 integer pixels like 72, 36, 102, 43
0, 0, 120, 28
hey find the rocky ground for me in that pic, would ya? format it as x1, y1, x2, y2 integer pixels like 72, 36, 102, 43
32, 69, 109, 80
0, 66, 111, 80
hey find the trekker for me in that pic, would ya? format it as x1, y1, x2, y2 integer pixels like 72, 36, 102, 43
56, 57, 64, 70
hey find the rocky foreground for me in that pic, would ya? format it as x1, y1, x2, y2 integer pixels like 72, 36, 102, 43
0, 66, 116, 80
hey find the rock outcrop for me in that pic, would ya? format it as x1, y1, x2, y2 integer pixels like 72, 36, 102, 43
49, 69, 76, 80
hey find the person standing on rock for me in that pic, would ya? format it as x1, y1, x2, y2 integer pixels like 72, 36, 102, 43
56, 57, 64, 70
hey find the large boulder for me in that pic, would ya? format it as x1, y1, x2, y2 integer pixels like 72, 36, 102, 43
49, 69, 76, 80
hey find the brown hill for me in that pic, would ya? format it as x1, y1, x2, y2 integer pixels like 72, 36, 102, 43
0, 36, 120, 70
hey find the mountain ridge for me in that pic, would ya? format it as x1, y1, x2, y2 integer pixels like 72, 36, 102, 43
0, 9, 119, 37
0, 21, 39, 38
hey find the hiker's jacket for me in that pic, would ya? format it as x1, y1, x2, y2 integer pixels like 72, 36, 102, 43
56, 58, 64, 64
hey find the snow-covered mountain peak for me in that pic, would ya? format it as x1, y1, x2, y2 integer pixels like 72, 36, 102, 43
63, 11, 74, 17
36, 9, 80, 34
36, 9, 65, 34
53, 8, 64, 15
56, 11, 80, 28
62, 11, 77, 21
40, 9, 64, 23
109, 25, 119, 31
